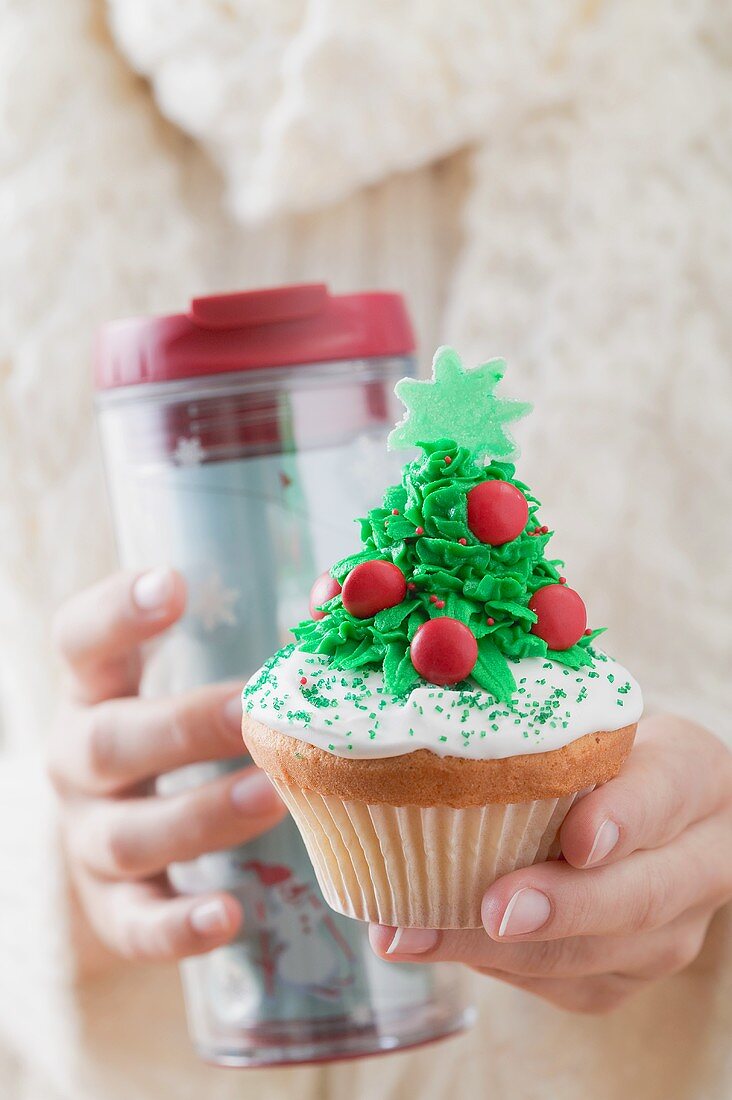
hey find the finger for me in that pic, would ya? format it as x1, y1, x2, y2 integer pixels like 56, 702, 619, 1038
560, 715, 731, 869
53, 569, 187, 703
75, 872, 242, 962
370, 924, 610, 978
69, 767, 286, 880
49, 682, 247, 796
626, 906, 712, 980
481, 812, 732, 942
368, 908, 710, 980
474, 970, 640, 1015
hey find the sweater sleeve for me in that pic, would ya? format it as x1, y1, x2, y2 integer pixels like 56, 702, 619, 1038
0, 755, 80, 1076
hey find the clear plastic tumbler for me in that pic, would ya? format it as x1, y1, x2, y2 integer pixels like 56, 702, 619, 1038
94, 285, 473, 1067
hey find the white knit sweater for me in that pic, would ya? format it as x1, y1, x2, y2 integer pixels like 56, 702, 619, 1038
1, 1, 731, 1097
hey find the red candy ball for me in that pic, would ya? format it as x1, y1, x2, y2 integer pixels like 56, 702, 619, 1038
309, 571, 342, 620
529, 584, 587, 650
466, 480, 529, 546
341, 560, 407, 619
410, 617, 478, 686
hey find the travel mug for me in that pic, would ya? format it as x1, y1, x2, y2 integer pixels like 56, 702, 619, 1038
94, 285, 473, 1067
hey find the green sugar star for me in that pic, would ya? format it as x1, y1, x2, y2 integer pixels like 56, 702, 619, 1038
388, 346, 531, 461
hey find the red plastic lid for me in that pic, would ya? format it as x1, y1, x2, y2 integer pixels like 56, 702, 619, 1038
94, 284, 415, 390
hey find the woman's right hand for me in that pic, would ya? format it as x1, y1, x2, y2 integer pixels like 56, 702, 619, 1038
48, 568, 286, 965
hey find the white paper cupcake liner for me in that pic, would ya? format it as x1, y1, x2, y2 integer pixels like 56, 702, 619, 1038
270, 781, 591, 928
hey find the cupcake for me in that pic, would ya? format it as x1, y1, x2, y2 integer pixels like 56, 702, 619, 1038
242, 348, 642, 929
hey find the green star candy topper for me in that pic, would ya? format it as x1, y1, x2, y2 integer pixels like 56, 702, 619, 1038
388, 346, 531, 462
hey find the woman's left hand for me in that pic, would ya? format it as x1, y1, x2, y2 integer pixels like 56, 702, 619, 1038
370, 715, 732, 1014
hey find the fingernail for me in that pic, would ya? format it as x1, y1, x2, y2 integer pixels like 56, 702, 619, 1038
584, 819, 620, 867
223, 693, 243, 732
230, 770, 281, 815
385, 927, 439, 956
133, 568, 174, 614
498, 888, 551, 937
190, 899, 230, 937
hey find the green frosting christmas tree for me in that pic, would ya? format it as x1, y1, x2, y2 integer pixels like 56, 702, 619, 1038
294, 348, 602, 702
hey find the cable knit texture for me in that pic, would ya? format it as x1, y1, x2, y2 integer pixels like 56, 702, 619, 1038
108, 0, 569, 219
1, 0, 731, 1097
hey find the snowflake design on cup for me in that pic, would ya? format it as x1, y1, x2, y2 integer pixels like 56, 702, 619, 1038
174, 435, 206, 467
193, 571, 240, 632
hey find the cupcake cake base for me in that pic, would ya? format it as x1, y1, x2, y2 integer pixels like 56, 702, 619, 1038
243, 717, 636, 928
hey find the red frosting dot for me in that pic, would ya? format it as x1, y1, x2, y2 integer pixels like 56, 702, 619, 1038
467, 481, 529, 546
540, 525, 549, 535
341, 560, 407, 619
429, 594, 438, 604
486, 616, 495, 625
415, 526, 424, 536
444, 455, 452, 465
392, 508, 399, 515
309, 571, 342, 620
407, 582, 416, 592
559, 576, 567, 585
529, 584, 587, 650
410, 617, 478, 686
434, 599, 445, 609
300, 676, 307, 685
458, 537, 467, 545
584, 628, 592, 636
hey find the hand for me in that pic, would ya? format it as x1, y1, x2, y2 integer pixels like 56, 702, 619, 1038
370, 715, 732, 1013
49, 569, 286, 965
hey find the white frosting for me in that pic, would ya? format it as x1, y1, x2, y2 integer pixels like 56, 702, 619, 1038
243, 646, 642, 761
